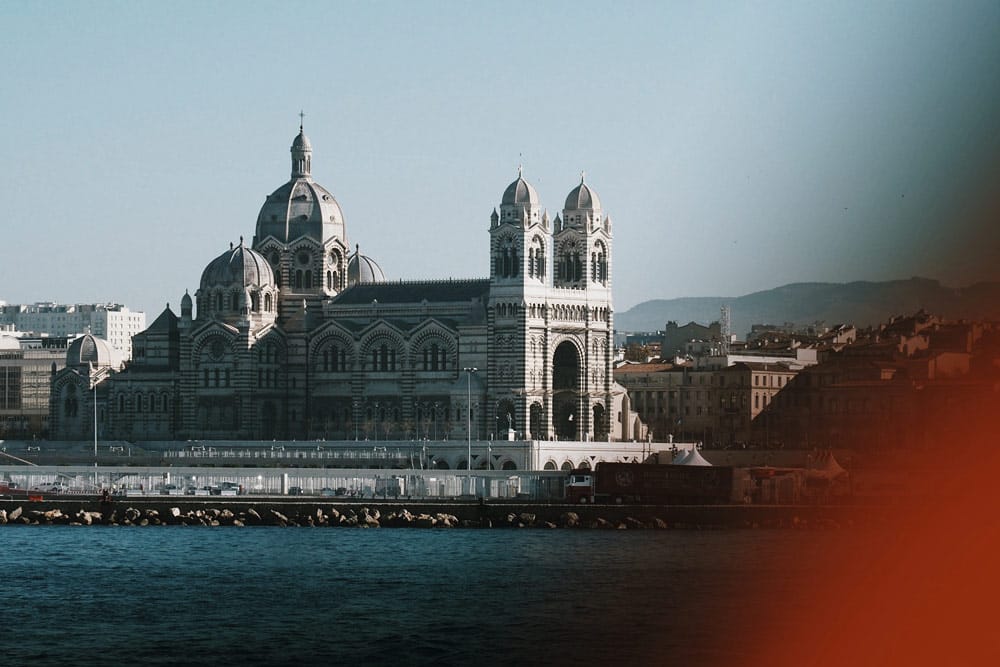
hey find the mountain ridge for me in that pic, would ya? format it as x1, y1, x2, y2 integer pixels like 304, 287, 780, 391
615, 277, 1000, 337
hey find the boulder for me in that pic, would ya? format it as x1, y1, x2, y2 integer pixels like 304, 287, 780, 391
518, 513, 537, 526
169, 507, 181, 518
232, 519, 244, 527
0, 509, 6, 524
247, 508, 262, 522
649, 517, 668, 529
559, 512, 580, 528
624, 517, 645, 530
592, 517, 615, 529
9, 506, 22, 522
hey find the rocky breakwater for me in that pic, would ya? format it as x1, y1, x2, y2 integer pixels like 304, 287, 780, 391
1, 499, 857, 529
0, 504, 688, 529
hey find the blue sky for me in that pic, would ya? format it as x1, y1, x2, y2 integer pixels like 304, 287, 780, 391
2, 1, 998, 316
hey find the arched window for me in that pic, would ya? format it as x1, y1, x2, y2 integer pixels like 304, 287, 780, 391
304, 270, 312, 288
64, 387, 78, 418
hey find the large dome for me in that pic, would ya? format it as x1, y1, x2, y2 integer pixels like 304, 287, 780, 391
200, 241, 276, 290
254, 130, 347, 245
501, 171, 539, 206
564, 178, 601, 211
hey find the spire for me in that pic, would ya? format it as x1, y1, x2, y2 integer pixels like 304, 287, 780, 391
581, 170, 586, 184
291, 115, 312, 179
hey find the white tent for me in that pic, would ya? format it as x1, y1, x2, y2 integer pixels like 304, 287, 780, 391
677, 447, 712, 466
807, 450, 847, 479
672, 449, 692, 464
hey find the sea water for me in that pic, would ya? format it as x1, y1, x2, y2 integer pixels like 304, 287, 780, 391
0, 527, 836, 666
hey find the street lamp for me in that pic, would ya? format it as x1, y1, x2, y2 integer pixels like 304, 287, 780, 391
93, 377, 98, 460
463, 367, 477, 474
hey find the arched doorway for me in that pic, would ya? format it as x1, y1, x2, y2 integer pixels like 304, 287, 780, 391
552, 341, 580, 440
529, 402, 543, 439
593, 404, 607, 440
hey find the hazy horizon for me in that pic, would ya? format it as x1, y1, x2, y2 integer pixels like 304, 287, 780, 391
3, 1, 998, 316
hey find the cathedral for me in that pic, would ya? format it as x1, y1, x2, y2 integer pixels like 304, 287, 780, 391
50, 126, 618, 444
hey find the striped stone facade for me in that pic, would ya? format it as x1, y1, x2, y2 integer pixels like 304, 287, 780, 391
51, 129, 616, 444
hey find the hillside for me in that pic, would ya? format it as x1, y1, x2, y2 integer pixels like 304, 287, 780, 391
615, 278, 1000, 337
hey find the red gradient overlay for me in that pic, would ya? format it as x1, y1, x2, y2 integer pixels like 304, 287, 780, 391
747, 400, 1000, 665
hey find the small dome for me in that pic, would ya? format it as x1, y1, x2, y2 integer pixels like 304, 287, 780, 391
347, 252, 386, 285
66, 334, 117, 368
200, 242, 276, 291
291, 129, 312, 152
564, 178, 601, 211
501, 171, 539, 207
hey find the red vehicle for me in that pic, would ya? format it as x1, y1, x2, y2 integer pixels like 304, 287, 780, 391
566, 462, 746, 505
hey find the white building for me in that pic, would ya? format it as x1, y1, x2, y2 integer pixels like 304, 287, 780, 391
0, 303, 145, 360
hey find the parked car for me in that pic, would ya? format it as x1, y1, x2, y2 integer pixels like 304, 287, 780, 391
288, 486, 303, 496
29, 482, 67, 494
